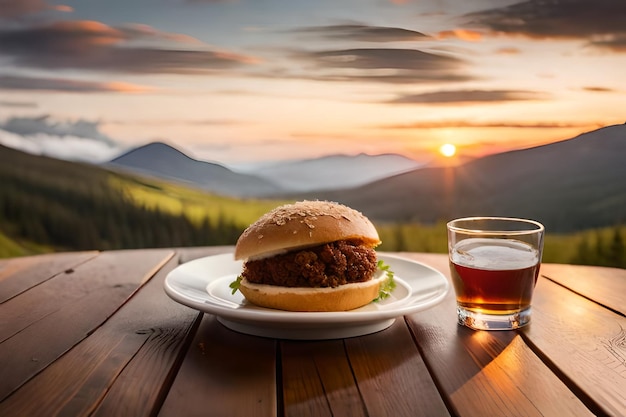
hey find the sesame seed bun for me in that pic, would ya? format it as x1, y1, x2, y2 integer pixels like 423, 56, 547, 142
234, 200, 381, 261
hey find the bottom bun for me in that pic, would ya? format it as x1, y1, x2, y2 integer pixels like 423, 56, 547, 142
239, 271, 388, 312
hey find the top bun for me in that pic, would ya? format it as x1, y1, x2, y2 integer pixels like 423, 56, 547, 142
234, 200, 380, 260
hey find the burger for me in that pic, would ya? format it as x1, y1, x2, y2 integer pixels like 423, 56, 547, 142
230, 200, 395, 312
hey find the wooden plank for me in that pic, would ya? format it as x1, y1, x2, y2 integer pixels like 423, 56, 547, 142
540, 263, 626, 316
0, 250, 163, 344
88, 252, 202, 417
522, 276, 626, 417
0, 251, 98, 303
346, 319, 451, 417
408, 315, 595, 416
158, 315, 277, 417
0, 250, 196, 417
0, 249, 173, 401
402, 254, 595, 417
281, 340, 367, 417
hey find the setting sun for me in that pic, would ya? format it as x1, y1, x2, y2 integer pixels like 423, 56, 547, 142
439, 143, 457, 158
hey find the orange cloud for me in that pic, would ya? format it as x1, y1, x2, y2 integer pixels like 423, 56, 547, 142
377, 120, 604, 130
496, 47, 521, 55
0, 74, 154, 93
0, 19, 260, 74
104, 82, 155, 93
52, 20, 124, 46
52, 5, 73, 13
436, 29, 482, 42
582, 86, 616, 93
0, 0, 47, 18
122, 23, 203, 44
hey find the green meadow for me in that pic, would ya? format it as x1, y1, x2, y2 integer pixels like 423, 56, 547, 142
107, 174, 290, 227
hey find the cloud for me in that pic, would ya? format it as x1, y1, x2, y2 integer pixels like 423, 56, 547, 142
0, 20, 260, 74
116, 23, 204, 45
0, 129, 124, 162
0, 0, 48, 19
0, 0, 73, 19
291, 23, 430, 42
581, 86, 616, 93
184, 0, 234, 3
0, 100, 38, 108
53, 5, 73, 13
0, 75, 153, 93
588, 34, 626, 52
108, 117, 250, 127
0, 115, 126, 162
386, 89, 549, 104
290, 47, 472, 84
464, 0, 626, 52
495, 47, 521, 55
2, 115, 116, 144
378, 120, 599, 129
435, 29, 482, 42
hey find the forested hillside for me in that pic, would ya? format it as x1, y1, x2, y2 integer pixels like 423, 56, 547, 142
0, 145, 254, 254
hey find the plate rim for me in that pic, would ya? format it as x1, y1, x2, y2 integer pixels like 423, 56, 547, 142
164, 252, 449, 326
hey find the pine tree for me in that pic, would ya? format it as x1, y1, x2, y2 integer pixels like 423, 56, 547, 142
606, 226, 625, 268
572, 236, 593, 265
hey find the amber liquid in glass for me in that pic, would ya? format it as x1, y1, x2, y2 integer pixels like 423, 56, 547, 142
450, 238, 540, 314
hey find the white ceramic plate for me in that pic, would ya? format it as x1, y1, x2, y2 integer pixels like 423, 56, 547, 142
164, 253, 449, 340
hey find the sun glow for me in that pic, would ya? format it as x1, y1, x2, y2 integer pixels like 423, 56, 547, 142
439, 143, 457, 157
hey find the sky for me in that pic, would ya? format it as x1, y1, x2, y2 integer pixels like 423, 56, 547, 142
0, 0, 625, 168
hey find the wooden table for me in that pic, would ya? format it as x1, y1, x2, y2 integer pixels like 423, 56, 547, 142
1, 247, 624, 417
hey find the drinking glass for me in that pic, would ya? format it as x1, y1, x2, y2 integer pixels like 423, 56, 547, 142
447, 217, 544, 330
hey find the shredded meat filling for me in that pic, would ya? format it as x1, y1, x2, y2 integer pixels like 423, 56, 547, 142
242, 240, 377, 288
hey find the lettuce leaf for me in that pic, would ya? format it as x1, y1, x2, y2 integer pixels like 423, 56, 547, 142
229, 275, 242, 295
373, 259, 396, 302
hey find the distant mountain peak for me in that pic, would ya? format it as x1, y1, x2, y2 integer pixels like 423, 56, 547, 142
246, 152, 423, 192
107, 141, 284, 197
112, 141, 190, 161
108, 142, 425, 195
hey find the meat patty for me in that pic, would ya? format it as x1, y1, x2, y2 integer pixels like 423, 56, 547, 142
242, 240, 378, 288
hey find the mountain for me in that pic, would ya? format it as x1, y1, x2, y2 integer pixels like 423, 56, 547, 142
302, 124, 626, 233
108, 142, 424, 196
107, 142, 283, 197
240, 153, 423, 192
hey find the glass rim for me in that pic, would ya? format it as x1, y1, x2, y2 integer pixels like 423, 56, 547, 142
446, 216, 544, 235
